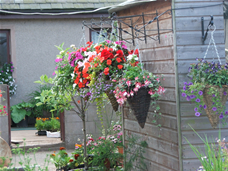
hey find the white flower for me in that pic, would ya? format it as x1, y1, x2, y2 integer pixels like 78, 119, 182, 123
70, 44, 75, 48
73, 84, 76, 88
71, 73, 75, 79
59, 51, 64, 55
127, 55, 133, 61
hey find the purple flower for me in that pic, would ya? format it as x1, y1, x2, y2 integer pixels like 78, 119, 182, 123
1, 71, 3, 73
212, 94, 216, 97
219, 114, 224, 119
203, 105, 207, 109
183, 86, 186, 91
188, 82, 193, 86
195, 112, 201, 117
186, 96, 190, 101
194, 107, 198, 112
182, 93, 186, 97
190, 95, 196, 99
199, 105, 202, 108
198, 91, 203, 96
196, 98, 200, 103
212, 107, 217, 111
184, 82, 188, 85
10, 70, 13, 72
224, 92, 227, 96
225, 111, 228, 115
11, 66, 14, 68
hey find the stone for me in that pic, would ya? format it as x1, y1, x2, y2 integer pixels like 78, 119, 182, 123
0, 137, 12, 167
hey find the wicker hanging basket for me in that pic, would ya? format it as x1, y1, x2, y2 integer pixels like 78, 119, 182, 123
105, 89, 119, 112
202, 85, 228, 128
127, 87, 151, 128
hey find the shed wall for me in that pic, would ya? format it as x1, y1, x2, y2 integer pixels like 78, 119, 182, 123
117, 1, 179, 170
174, 0, 227, 170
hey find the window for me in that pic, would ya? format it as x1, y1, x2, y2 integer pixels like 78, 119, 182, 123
90, 28, 111, 44
0, 30, 11, 68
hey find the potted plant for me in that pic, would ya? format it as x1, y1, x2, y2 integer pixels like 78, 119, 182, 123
35, 117, 48, 135
182, 58, 228, 128
113, 54, 165, 128
45, 117, 61, 138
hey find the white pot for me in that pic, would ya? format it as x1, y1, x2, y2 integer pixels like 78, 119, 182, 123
46, 131, 60, 138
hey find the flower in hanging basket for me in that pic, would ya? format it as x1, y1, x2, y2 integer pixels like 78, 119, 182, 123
182, 58, 228, 128
113, 58, 165, 128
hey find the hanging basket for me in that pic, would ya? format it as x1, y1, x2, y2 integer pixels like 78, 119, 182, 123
127, 87, 151, 128
202, 85, 228, 128
105, 89, 119, 112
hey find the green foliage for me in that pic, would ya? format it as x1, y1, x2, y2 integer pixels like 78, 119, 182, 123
124, 135, 148, 171
186, 125, 228, 171
27, 85, 55, 117
35, 118, 45, 131
0, 140, 50, 171
10, 101, 34, 124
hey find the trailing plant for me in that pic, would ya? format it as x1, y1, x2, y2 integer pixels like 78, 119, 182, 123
0, 62, 17, 96
0, 89, 7, 116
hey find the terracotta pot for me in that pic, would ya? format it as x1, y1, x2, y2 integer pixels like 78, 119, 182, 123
117, 146, 123, 154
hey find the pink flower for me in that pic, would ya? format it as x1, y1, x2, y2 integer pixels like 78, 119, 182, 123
158, 86, 165, 94
156, 78, 160, 82
135, 77, 138, 80
133, 87, 138, 92
112, 79, 117, 82
135, 82, 141, 88
148, 90, 155, 95
130, 91, 134, 96
52, 72, 56, 75
127, 93, 130, 97
126, 81, 131, 87
106, 40, 111, 44
143, 76, 145, 78
147, 76, 149, 78
123, 91, 127, 97
145, 80, 151, 86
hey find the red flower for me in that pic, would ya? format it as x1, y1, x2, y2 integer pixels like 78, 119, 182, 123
104, 67, 109, 75
116, 57, 122, 63
78, 82, 84, 88
101, 49, 114, 60
116, 50, 124, 58
117, 65, 123, 69
86, 41, 93, 47
77, 100, 80, 104
74, 77, 80, 84
107, 59, 112, 65
74, 154, 80, 160
59, 147, 65, 150
69, 159, 74, 162
89, 138, 94, 141
94, 63, 98, 67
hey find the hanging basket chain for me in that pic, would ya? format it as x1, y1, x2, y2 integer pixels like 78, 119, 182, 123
203, 25, 221, 64
97, 23, 104, 44
78, 26, 87, 47
134, 32, 144, 72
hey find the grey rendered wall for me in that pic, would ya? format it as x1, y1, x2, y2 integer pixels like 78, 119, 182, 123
117, 1, 179, 170
174, 0, 227, 170
0, 18, 86, 106
0, 18, 107, 148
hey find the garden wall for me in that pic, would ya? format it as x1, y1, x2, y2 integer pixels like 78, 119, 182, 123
174, 0, 227, 170
115, 1, 179, 170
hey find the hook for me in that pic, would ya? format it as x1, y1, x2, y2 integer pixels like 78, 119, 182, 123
201, 15, 214, 44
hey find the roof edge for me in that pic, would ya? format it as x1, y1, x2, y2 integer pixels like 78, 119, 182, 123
108, 0, 157, 14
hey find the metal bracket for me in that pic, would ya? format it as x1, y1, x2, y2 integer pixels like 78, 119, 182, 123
201, 15, 214, 44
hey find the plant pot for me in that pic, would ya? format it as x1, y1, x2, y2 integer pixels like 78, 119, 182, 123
17, 116, 28, 128
105, 89, 119, 112
46, 131, 60, 138
104, 158, 110, 171
117, 146, 123, 154
202, 85, 228, 128
127, 87, 151, 128
37, 130, 47, 136
56, 166, 68, 171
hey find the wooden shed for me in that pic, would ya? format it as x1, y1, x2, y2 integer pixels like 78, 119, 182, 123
109, 0, 226, 170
